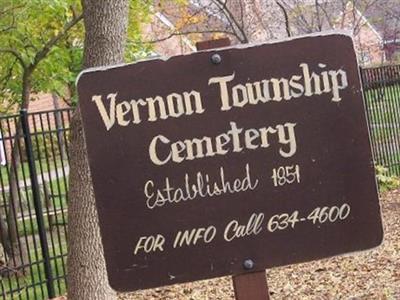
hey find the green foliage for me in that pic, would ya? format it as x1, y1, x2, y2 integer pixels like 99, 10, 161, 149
126, 0, 153, 62
0, 0, 83, 106
3, 238, 67, 299
375, 165, 400, 192
22, 131, 68, 161
0, 0, 153, 110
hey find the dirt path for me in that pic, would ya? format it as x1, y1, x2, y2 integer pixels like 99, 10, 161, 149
120, 189, 400, 299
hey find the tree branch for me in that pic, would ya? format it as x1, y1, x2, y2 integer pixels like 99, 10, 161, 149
315, 0, 322, 31
145, 29, 236, 44
0, 4, 24, 17
276, 1, 291, 37
212, 0, 249, 43
0, 48, 26, 69
317, 3, 334, 29
0, 4, 24, 33
0, 58, 17, 87
32, 13, 83, 67
152, 1, 246, 45
351, 0, 380, 35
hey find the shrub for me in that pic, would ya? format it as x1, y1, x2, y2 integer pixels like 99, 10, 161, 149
375, 165, 400, 192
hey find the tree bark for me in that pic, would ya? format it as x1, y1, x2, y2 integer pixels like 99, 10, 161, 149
52, 93, 67, 161
67, 1, 129, 299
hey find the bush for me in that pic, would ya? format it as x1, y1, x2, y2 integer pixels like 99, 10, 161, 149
375, 165, 400, 192
20, 131, 68, 162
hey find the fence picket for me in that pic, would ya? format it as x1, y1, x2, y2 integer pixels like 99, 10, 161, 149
361, 64, 400, 177
0, 108, 72, 299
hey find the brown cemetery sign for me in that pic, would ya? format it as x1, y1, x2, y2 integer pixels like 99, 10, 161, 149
77, 33, 383, 292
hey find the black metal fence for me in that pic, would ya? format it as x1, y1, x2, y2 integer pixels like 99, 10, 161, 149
361, 64, 400, 177
0, 108, 72, 300
0, 64, 399, 300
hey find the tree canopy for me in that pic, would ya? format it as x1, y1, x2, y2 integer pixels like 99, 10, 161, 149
0, 0, 152, 111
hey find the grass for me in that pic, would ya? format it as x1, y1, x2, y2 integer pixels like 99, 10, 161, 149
364, 83, 400, 103
15, 177, 69, 237
364, 83, 400, 177
376, 152, 400, 176
17, 207, 68, 237
1, 237, 67, 300
364, 84, 400, 126
0, 157, 67, 187
1, 173, 69, 299
0, 155, 69, 237
0, 142, 70, 299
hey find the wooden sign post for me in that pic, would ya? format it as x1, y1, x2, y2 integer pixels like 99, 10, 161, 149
77, 33, 383, 298
233, 271, 270, 300
196, 38, 270, 300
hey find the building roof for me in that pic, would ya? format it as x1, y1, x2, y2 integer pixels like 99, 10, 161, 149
362, 0, 400, 43
152, 0, 236, 45
152, 0, 288, 45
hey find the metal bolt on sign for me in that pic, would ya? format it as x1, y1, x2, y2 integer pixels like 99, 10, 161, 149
243, 259, 255, 270
211, 53, 222, 64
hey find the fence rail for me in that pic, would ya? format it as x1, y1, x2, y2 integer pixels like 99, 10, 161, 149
361, 64, 400, 177
0, 63, 399, 300
0, 108, 72, 300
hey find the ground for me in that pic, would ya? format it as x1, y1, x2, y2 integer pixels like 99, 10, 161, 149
119, 189, 400, 300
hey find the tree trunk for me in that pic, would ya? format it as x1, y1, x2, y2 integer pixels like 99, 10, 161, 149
42, 183, 54, 231
52, 93, 67, 161
67, 1, 129, 299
